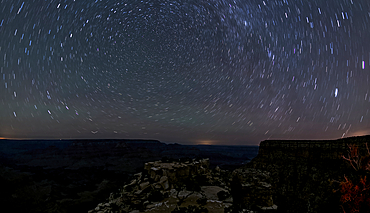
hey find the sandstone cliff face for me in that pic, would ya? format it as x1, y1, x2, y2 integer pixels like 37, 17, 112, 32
246, 136, 370, 213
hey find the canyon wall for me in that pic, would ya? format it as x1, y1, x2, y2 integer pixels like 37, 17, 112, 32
246, 136, 370, 213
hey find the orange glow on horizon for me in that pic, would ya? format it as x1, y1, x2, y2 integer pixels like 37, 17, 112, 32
347, 130, 370, 138
195, 140, 219, 145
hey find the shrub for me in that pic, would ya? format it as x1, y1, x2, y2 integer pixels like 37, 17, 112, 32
339, 143, 370, 212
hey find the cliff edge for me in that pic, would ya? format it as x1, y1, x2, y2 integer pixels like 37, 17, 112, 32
245, 135, 370, 213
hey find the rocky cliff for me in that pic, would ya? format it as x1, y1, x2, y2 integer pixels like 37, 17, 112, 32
88, 158, 232, 213
246, 135, 370, 213
88, 158, 276, 213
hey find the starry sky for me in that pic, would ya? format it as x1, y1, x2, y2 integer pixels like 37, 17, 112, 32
0, 0, 370, 145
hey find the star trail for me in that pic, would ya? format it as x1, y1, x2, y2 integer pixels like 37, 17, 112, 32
0, 0, 370, 145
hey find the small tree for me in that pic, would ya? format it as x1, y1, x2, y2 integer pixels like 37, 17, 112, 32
339, 143, 370, 212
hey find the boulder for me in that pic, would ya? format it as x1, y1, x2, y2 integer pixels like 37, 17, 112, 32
159, 176, 170, 190
153, 183, 162, 189
139, 182, 150, 190
134, 190, 142, 195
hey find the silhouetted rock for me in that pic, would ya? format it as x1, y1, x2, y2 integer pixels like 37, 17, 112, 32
88, 158, 237, 213
245, 136, 370, 213
87, 157, 279, 213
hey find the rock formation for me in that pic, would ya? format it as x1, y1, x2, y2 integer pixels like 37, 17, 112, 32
88, 158, 277, 213
143, 159, 210, 188
245, 136, 370, 213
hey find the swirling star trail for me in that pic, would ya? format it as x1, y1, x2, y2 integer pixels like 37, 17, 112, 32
1, 0, 370, 145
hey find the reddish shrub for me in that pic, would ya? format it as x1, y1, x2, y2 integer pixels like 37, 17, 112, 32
339, 144, 370, 212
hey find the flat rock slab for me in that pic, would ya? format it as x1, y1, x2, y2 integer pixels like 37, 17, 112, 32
201, 186, 228, 200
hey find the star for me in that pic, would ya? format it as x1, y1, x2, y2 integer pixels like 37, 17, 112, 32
0, 0, 369, 145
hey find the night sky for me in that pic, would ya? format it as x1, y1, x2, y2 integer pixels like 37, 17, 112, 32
0, 0, 370, 145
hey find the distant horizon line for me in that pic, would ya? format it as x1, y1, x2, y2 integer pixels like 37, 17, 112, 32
0, 138, 259, 146
0, 134, 369, 146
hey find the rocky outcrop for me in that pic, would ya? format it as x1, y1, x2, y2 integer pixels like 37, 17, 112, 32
245, 136, 370, 213
143, 159, 210, 188
257, 136, 370, 161
88, 158, 231, 213
88, 158, 277, 213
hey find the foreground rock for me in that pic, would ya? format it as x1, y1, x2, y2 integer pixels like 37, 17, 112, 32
89, 159, 276, 213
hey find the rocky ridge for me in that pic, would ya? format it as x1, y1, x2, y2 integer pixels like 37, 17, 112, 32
245, 136, 370, 213
89, 159, 277, 213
